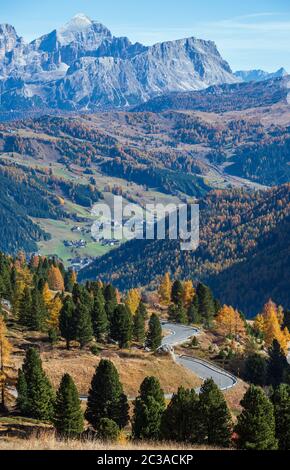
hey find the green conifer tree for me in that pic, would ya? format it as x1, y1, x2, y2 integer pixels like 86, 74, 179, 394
110, 305, 132, 349
161, 387, 199, 442
132, 376, 165, 440
18, 348, 55, 420
53, 373, 84, 437
196, 283, 215, 327
171, 280, 183, 305
85, 359, 128, 429
146, 314, 162, 351
91, 291, 108, 342
197, 378, 232, 447
75, 304, 93, 349
235, 385, 278, 450
59, 296, 76, 350
133, 308, 145, 343
271, 384, 290, 450
267, 339, 289, 387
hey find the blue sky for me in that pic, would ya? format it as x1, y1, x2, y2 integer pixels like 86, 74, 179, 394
1, 0, 290, 71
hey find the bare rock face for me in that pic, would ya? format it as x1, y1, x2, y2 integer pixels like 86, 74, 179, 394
0, 14, 239, 112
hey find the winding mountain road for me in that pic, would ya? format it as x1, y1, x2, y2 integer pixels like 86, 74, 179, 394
161, 322, 237, 391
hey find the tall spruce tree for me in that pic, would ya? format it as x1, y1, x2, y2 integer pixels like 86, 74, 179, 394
132, 376, 166, 440
91, 291, 108, 342
196, 283, 216, 327
187, 296, 201, 324
235, 385, 278, 450
146, 314, 162, 351
161, 387, 199, 442
133, 308, 146, 343
175, 304, 188, 324
136, 301, 148, 319
53, 373, 84, 437
271, 384, 290, 450
16, 369, 28, 414
171, 280, 183, 305
197, 379, 232, 447
85, 359, 128, 429
75, 303, 93, 349
267, 339, 289, 387
245, 354, 267, 386
29, 287, 47, 331
18, 287, 32, 327
17, 348, 55, 420
110, 305, 132, 349
103, 284, 118, 319
59, 296, 76, 350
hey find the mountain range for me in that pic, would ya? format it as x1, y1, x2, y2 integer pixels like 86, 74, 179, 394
0, 13, 240, 112
234, 68, 288, 83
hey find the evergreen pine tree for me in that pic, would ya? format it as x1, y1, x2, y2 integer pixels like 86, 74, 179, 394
146, 314, 162, 351
168, 303, 178, 322
171, 280, 183, 305
85, 359, 128, 429
235, 385, 278, 450
29, 287, 47, 331
18, 348, 55, 420
271, 384, 290, 450
133, 308, 145, 343
103, 284, 118, 319
197, 378, 232, 447
53, 373, 84, 437
136, 301, 148, 319
132, 376, 165, 440
110, 305, 132, 349
59, 296, 76, 350
188, 296, 201, 324
175, 303, 188, 324
245, 354, 267, 386
91, 291, 108, 342
161, 387, 199, 442
196, 283, 216, 327
18, 286, 32, 326
75, 304, 93, 349
267, 339, 289, 387
97, 418, 120, 441
16, 369, 28, 415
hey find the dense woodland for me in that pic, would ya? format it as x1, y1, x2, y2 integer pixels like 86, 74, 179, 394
1, 253, 290, 449
80, 184, 290, 315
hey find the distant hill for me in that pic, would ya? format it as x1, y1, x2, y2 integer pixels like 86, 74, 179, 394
134, 77, 289, 113
79, 184, 290, 316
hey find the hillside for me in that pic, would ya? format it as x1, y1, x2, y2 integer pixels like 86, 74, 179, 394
134, 77, 289, 113
79, 184, 290, 315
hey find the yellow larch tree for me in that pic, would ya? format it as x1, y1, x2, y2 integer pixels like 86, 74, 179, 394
43, 282, 53, 308
158, 272, 172, 305
257, 300, 289, 354
48, 266, 65, 292
254, 314, 265, 334
0, 315, 12, 410
182, 280, 195, 307
125, 289, 141, 315
215, 305, 246, 339
47, 295, 63, 330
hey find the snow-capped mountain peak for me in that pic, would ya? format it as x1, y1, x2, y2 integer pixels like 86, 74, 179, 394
0, 15, 240, 112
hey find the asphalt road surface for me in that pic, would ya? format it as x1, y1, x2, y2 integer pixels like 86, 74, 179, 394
162, 322, 237, 391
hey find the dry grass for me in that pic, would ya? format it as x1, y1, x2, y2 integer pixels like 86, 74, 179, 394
40, 349, 201, 396
10, 347, 201, 397
0, 431, 223, 451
